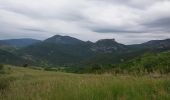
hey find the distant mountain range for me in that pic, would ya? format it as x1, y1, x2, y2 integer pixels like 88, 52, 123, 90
0, 38, 41, 47
0, 35, 170, 67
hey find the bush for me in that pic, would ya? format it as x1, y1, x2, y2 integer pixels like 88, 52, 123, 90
22, 64, 28, 67
0, 64, 4, 70
90, 64, 102, 71
0, 64, 5, 74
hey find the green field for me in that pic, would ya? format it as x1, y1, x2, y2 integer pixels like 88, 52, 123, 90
0, 66, 170, 100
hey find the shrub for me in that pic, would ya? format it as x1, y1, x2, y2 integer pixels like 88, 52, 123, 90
0, 64, 4, 70
0, 64, 5, 74
22, 64, 28, 67
90, 64, 102, 71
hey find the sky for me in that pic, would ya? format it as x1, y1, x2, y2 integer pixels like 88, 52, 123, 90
0, 0, 170, 44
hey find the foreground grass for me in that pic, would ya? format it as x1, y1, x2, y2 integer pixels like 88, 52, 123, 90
0, 66, 170, 100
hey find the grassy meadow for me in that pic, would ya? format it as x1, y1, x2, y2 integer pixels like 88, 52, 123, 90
0, 65, 170, 100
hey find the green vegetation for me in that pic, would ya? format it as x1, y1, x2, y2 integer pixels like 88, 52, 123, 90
0, 49, 31, 66
0, 64, 5, 74
1, 36, 170, 67
0, 64, 3, 70
1, 36, 170, 100
72, 51, 170, 75
0, 65, 170, 100
117, 51, 170, 74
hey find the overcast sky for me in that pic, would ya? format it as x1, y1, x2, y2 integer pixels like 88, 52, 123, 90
0, 0, 170, 44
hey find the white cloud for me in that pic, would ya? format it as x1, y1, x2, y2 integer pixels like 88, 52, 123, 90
0, 0, 170, 44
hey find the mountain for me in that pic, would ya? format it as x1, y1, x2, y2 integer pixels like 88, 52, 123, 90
19, 35, 170, 66
44, 35, 85, 45
91, 39, 128, 53
79, 38, 170, 65
140, 39, 170, 50
0, 38, 41, 47
18, 35, 131, 66
1, 35, 170, 67
18, 35, 95, 66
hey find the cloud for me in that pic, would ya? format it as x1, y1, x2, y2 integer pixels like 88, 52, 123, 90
93, 28, 145, 33
143, 17, 170, 33
21, 28, 47, 32
0, 0, 170, 44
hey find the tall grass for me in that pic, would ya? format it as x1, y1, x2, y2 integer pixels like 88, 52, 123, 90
0, 66, 170, 100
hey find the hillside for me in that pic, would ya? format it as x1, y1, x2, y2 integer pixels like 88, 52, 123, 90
117, 51, 170, 74
66, 51, 170, 74
18, 42, 95, 66
0, 49, 31, 65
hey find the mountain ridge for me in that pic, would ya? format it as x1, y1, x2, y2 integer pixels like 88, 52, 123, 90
1, 35, 169, 46
1, 35, 170, 67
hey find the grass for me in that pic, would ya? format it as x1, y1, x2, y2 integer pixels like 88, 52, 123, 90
0, 65, 170, 100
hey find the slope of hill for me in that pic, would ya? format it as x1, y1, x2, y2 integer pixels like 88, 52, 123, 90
19, 42, 95, 66
117, 51, 170, 74
0, 44, 17, 53
0, 49, 31, 65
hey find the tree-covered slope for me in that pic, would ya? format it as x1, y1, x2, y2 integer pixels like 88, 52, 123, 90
18, 35, 129, 66
19, 42, 95, 66
118, 51, 170, 74
0, 49, 31, 65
